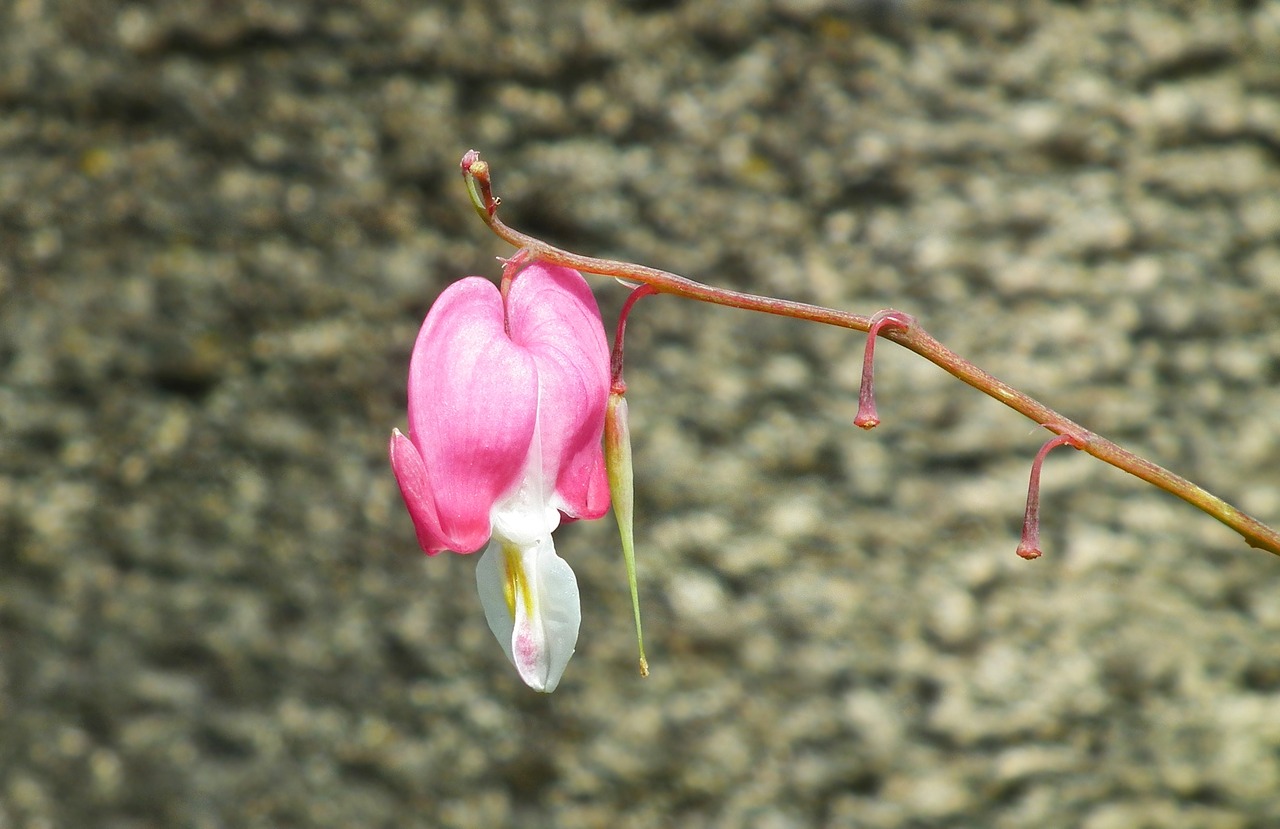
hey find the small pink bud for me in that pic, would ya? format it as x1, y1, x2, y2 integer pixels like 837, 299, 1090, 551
1017, 431, 1084, 561
854, 310, 913, 430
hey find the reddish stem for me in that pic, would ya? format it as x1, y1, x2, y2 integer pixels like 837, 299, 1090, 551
854, 310, 915, 429
458, 151, 1280, 559
611, 284, 657, 393
497, 249, 533, 336
1016, 432, 1085, 560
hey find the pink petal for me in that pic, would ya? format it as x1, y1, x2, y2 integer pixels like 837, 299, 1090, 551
406, 277, 539, 553
389, 429, 449, 555
505, 264, 611, 520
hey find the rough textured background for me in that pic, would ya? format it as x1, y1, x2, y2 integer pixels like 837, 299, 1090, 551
3, 0, 1280, 827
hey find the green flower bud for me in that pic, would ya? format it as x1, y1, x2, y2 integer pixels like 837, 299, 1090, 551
606, 390, 647, 677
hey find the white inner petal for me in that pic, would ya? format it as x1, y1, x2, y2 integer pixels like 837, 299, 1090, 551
476, 402, 580, 692
475, 538, 515, 666
489, 401, 560, 547
475, 534, 581, 693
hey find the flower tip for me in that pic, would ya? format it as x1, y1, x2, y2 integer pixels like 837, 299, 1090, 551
639, 656, 649, 678
459, 151, 496, 217
390, 427, 456, 556
853, 412, 880, 430
1015, 544, 1043, 560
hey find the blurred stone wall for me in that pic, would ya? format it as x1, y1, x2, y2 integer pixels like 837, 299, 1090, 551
2, 1, 1280, 827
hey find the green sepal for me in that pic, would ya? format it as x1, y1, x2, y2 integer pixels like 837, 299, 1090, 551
605, 391, 647, 676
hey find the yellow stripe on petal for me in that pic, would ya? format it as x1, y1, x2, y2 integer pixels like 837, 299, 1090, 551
503, 542, 535, 620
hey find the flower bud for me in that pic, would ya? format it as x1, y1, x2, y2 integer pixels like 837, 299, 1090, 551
606, 390, 648, 676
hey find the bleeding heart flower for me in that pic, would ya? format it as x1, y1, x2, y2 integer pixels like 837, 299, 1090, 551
390, 262, 610, 692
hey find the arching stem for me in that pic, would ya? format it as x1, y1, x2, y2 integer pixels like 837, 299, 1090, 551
459, 151, 1280, 559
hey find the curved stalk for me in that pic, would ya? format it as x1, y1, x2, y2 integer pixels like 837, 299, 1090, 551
459, 151, 1280, 558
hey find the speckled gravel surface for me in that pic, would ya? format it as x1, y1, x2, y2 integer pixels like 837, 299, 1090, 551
3, 1, 1280, 827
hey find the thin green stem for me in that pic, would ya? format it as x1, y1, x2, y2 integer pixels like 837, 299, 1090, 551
460, 152, 1280, 559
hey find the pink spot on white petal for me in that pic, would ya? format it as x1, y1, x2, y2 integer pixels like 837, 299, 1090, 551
514, 629, 540, 671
